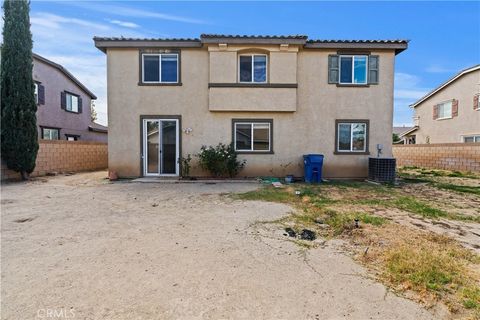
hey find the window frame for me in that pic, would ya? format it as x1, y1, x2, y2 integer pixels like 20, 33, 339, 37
141, 52, 180, 84
334, 119, 370, 155
238, 54, 268, 84
41, 127, 60, 140
436, 99, 453, 120
462, 135, 480, 143
65, 134, 80, 141
232, 119, 273, 154
338, 55, 369, 85
475, 94, 480, 111
65, 92, 80, 113
34, 83, 39, 105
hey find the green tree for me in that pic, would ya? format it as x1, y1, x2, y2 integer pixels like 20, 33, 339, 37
1, 0, 38, 180
392, 133, 401, 143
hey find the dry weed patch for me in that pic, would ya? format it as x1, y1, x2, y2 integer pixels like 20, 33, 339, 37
235, 179, 480, 317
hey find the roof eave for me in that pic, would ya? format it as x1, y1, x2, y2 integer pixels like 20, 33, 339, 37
410, 64, 480, 108
304, 42, 408, 55
33, 53, 97, 99
398, 126, 418, 137
200, 37, 307, 45
94, 39, 202, 53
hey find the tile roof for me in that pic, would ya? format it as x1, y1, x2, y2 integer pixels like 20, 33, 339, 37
93, 36, 200, 42
93, 35, 409, 54
306, 39, 408, 44
200, 34, 308, 39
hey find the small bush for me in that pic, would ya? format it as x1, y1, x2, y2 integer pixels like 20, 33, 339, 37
179, 154, 192, 177
197, 143, 246, 178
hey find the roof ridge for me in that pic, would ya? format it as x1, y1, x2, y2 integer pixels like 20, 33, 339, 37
33, 53, 97, 99
410, 64, 480, 108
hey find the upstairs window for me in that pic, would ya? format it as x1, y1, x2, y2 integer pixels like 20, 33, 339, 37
329, 54, 378, 85
66, 93, 79, 113
142, 53, 178, 83
233, 120, 272, 152
34, 83, 39, 104
339, 55, 368, 84
438, 101, 452, 119
433, 100, 458, 120
239, 54, 267, 83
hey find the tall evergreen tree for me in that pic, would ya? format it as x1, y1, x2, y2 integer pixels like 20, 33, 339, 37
1, 0, 38, 180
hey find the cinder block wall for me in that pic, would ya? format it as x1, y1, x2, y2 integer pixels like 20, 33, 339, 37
1, 140, 108, 180
393, 143, 480, 172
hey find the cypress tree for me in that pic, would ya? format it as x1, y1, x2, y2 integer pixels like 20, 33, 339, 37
1, 0, 39, 180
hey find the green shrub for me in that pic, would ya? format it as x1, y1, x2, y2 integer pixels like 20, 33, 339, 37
197, 143, 246, 177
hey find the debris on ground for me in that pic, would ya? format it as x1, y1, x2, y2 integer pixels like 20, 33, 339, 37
284, 227, 296, 237
272, 181, 283, 188
300, 229, 316, 241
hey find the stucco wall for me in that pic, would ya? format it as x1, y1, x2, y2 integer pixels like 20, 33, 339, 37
33, 58, 107, 142
106, 46, 396, 178
413, 70, 480, 144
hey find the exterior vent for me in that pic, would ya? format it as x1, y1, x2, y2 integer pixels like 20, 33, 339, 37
368, 157, 396, 183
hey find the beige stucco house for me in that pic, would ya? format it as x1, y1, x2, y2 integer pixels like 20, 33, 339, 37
94, 34, 408, 178
403, 65, 480, 144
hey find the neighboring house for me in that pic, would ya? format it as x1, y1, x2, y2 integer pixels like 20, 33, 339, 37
94, 34, 408, 178
33, 53, 108, 142
393, 126, 414, 144
405, 65, 480, 144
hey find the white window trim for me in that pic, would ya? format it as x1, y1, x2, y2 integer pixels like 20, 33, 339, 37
142, 53, 179, 84
436, 99, 453, 120
461, 134, 480, 143
238, 54, 268, 83
339, 55, 368, 85
337, 122, 367, 152
475, 94, 480, 111
234, 122, 271, 152
34, 83, 39, 104
65, 93, 79, 113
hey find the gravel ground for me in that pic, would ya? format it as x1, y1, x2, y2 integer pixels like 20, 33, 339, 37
1, 171, 438, 319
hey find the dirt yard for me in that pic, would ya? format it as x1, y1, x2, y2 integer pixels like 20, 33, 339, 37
0, 171, 440, 320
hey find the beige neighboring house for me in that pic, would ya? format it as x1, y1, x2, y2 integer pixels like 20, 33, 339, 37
403, 65, 480, 144
94, 34, 408, 178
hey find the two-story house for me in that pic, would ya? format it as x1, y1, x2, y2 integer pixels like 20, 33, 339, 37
33, 53, 108, 142
94, 34, 408, 178
402, 65, 480, 144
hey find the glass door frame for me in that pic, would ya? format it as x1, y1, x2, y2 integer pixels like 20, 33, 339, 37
141, 116, 180, 177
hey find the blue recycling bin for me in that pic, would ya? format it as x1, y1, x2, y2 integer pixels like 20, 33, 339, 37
303, 154, 324, 183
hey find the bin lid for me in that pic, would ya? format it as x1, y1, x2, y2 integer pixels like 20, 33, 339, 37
305, 154, 324, 162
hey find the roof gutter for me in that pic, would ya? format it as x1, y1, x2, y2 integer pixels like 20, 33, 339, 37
304, 42, 408, 55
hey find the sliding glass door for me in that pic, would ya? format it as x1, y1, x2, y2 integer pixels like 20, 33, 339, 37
142, 118, 179, 176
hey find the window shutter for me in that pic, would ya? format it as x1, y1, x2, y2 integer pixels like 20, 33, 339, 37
474, 95, 479, 110
38, 84, 45, 105
78, 97, 83, 113
60, 92, 66, 109
328, 55, 339, 84
368, 55, 379, 84
433, 104, 438, 120
452, 99, 458, 117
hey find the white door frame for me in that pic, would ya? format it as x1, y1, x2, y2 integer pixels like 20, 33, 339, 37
142, 118, 179, 177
